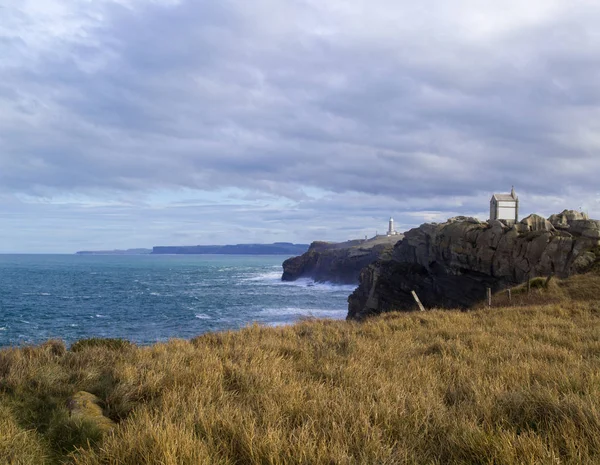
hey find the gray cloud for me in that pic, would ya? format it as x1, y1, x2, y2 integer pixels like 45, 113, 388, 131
1, 0, 600, 251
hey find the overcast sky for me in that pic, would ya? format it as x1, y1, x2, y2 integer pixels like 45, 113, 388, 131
1, 0, 599, 252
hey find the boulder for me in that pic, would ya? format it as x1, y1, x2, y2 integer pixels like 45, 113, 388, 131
517, 214, 555, 233
569, 220, 600, 240
548, 210, 588, 229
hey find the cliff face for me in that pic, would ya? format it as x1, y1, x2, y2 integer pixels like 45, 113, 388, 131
348, 211, 600, 320
282, 236, 403, 284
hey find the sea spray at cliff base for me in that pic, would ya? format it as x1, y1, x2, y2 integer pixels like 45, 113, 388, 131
0, 255, 353, 347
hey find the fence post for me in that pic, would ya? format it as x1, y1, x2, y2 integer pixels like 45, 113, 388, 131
507, 288, 512, 303
411, 291, 425, 312
487, 287, 492, 308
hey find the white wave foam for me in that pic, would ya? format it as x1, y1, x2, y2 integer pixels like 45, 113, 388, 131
95, 314, 106, 318
150, 292, 161, 296
277, 278, 357, 292
243, 271, 282, 282
266, 321, 288, 327
0, 327, 6, 331
260, 307, 347, 319
40, 292, 51, 296
242, 272, 356, 292
304, 281, 357, 292
195, 313, 211, 320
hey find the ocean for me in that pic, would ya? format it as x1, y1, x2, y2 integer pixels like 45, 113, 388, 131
0, 254, 355, 348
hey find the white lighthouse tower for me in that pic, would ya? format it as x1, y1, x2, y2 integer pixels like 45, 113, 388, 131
387, 217, 397, 236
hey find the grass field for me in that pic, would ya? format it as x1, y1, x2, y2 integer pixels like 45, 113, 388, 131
1, 274, 599, 464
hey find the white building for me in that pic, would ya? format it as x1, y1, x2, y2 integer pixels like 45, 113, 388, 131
490, 187, 519, 223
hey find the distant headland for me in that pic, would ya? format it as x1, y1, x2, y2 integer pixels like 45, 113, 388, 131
151, 243, 309, 255
77, 243, 309, 255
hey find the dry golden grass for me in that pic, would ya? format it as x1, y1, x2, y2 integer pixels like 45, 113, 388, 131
488, 268, 600, 308
1, 276, 600, 464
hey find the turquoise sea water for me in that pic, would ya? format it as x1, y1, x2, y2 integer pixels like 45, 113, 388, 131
0, 255, 355, 347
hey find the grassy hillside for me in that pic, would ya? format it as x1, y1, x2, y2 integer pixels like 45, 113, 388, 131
1, 277, 600, 464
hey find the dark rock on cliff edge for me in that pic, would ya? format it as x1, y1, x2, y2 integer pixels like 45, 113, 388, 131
348, 211, 600, 320
282, 235, 403, 284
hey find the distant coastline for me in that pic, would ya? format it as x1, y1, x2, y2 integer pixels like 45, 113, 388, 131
151, 243, 309, 255
75, 248, 152, 255
76, 243, 310, 256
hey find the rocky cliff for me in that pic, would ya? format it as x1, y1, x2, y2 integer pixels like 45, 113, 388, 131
348, 211, 600, 320
282, 236, 403, 284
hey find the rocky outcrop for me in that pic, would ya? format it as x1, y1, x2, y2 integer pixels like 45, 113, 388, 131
348, 211, 600, 320
548, 209, 589, 228
282, 236, 403, 284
